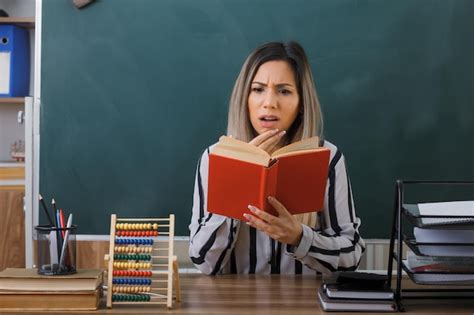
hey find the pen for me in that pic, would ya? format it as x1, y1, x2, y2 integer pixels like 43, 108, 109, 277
59, 214, 73, 269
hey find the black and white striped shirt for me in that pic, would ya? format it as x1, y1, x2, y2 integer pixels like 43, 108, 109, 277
188, 140, 365, 275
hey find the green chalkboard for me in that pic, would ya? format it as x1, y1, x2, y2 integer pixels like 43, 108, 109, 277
40, 0, 474, 237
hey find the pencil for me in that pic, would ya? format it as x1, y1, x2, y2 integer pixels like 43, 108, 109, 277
38, 194, 54, 227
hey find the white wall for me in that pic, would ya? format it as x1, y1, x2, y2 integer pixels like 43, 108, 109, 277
1, 0, 35, 16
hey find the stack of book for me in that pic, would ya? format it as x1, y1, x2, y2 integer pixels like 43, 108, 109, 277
318, 271, 397, 312
0, 268, 103, 311
402, 201, 474, 285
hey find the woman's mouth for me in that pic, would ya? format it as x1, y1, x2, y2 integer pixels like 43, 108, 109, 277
259, 115, 279, 128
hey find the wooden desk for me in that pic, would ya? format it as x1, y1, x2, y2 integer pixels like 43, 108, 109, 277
3, 274, 474, 315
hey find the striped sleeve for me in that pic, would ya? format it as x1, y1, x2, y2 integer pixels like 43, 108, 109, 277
188, 148, 241, 275
286, 149, 365, 275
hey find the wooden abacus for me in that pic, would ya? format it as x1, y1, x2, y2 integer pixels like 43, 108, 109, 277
104, 214, 181, 309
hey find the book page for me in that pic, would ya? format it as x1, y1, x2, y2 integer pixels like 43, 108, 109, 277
0, 268, 102, 279
273, 147, 328, 160
217, 136, 268, 155
271, 136, 320, 158
414, 227, 474, 243
211, 136, 322, 166
211, 145, 270, 166
211, 136, 270, 166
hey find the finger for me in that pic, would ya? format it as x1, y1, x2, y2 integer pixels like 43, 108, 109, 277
268, 196, 292, 218
243, 212, 271, 232
258, 130, 286, 152
249, 129, 280, 146
248, 205, 278, 224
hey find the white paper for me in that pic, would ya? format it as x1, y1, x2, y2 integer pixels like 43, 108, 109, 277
418, 201, 474, 225
414, 227, 474, 243
418, 201, 474, 216
0, 52, 11, 94
417, 245, 474, 257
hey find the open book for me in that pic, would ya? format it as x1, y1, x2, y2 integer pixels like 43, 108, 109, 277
208, 136, 330, 219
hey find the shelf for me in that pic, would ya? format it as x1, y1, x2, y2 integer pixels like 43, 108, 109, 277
401, 260, 474, 285
388, 181, 474, 311
404, 237, 474, 258
0, 17, 35, 29
403, 204, 474, 228
0, 98, 24, 105
0, 165, 25, 181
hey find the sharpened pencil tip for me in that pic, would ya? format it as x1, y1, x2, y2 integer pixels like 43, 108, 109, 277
52, 198, 56, 204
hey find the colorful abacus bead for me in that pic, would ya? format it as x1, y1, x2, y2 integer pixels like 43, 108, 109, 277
112, 293, 151, 302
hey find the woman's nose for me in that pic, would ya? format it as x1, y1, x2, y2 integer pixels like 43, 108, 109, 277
262, 91, 277, 109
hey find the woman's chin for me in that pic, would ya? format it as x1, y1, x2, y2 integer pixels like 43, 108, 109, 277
258, 120, 280, 130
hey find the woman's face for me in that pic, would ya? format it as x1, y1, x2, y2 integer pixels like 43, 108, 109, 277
248, 60, 300, 135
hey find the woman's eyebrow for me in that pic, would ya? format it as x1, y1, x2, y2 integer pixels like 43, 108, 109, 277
252, 81, 295, 87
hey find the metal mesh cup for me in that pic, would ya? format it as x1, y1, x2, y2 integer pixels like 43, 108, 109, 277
35, 225, 77, 275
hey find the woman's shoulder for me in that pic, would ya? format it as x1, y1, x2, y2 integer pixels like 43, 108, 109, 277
321, 139, 338, 152
196, 143, 218, 165
321, 139, 344, 161
204, 143, 218, 155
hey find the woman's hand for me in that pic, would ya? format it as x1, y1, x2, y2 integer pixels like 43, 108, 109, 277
244, 196, 303, 246
249, 129, 286, 154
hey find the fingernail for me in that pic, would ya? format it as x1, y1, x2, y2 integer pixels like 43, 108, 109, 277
243, 213, 251, 220
267, 196, 273, 201
248, 205, 256, 213
279, 130, 286, 136
273, 129, 279, 133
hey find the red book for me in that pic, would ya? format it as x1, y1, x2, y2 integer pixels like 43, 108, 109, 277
208, 136, 330, 219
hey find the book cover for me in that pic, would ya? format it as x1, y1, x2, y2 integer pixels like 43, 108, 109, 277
323, 271, 393, 300
324, 283, 394, 300
0, 268, 103, 292
318, 287, 397, 312
208, 136, 330, 219
0, 289, 101, 310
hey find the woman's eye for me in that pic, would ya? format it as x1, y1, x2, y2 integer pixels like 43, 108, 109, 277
252, 87, 264, 93
280, 89, 291, 95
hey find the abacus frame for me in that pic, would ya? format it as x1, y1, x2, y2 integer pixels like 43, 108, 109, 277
105, 214, 181, 309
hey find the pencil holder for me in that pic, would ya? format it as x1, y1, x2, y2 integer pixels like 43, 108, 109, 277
35, 225, 78, 275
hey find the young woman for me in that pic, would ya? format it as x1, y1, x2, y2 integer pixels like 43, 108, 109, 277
189, 41, 365, 275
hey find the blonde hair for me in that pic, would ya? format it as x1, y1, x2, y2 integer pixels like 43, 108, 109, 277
226, 41, 324, 227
